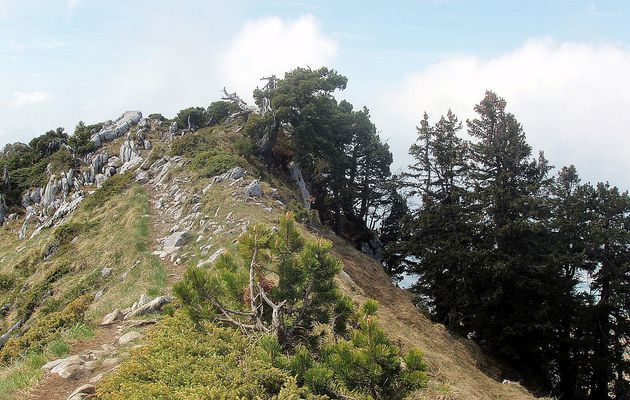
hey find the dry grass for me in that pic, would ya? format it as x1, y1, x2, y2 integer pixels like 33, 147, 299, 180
329, 236, 549, 400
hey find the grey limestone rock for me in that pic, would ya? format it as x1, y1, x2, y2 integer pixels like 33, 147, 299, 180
245, 180, 262, 197
163, 231, 190, 248
67, 384, 96, 400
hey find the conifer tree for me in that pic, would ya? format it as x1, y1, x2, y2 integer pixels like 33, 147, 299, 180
403, 110, 475, 327
466, 91, 552, 367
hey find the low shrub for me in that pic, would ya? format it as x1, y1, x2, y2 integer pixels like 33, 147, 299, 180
169, 131, 216, 158
0, 294, 92, 364
191, 150, 242, 178
82, 172, 131, 211
96, 312, 324, 400
0, 272, 16, 291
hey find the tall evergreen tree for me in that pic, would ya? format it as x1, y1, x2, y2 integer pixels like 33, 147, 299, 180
379, 185, 412, 280
546, 166, 594, 399
404, 110, 475, 327
466, 91, 552, 368
586, 183, 630, 400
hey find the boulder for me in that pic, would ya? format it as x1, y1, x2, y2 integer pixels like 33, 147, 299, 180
48, 355, 90, 379
90, 111, 142, 145
163, 231, 190, 248
118, 331, 143, 345
100, 309, 124, 326
245, 180, 262, 197
135, 170, 150, 184
67, 384, 96, 400
100, 357, 122, 369
95, 174, 107, 188
126, 295, 172, 318
108, 156, 123, 168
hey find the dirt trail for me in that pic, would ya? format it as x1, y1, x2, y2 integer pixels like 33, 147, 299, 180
21, 179, 183, 400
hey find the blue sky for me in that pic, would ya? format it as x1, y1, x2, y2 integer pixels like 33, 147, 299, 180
2, 0, 630, 188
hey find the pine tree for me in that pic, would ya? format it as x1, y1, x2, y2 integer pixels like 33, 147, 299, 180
466, 91, 552, 367
546, 166, 594, 399
586, 183, 630, 399
403, 110, 475, 327
379, 185, 412, 280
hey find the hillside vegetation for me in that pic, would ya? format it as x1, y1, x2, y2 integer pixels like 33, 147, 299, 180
5, 66, 613, 400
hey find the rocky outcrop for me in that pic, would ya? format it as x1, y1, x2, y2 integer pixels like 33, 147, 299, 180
67, 384, 96, 400
163, 231, 190, 248
90, 111, 142, 147
125, 295, 172, 319
245, 180, 262, 197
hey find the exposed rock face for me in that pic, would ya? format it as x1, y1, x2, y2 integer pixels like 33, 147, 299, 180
30, 195, 84, 239
90, 111, 142, 146
289, 162, 311, 209
360, 235, 383, 262
169, 121, 178, 137
135, 170, 150, 184
213, 166, 245, 183
67, 384, 96, 400
118, 331, 143, 345
245, 180, 262, 197
163, 231, 190, 248
126, 295, 172, 319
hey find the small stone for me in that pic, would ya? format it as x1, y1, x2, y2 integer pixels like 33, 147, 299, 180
101, 267, 113, 278
94, 289, 104, 301
119, 331, 143, 345
245, 180, 262, 197
100, 309, 124, 326
163, 231, 190, 248
100, 357, 122, 369
67, 384, 96, 400
135, 170, 150, 184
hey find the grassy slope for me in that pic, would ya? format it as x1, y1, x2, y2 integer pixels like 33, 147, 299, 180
1, 123, 543, 400
0, 180, 165, 399
331, 238, 542, 400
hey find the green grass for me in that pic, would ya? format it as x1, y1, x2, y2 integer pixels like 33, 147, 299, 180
0, 322, 94, 399
0, 180, 165, 399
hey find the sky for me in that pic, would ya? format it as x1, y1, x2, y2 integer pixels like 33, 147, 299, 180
1, 0, 630, 189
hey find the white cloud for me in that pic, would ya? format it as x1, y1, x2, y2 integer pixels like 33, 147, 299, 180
222, 14, 338, 99
373, 38, 630, 189
77, 14, 338, 123
67, 0, 79, 12
10, 91, 51, 107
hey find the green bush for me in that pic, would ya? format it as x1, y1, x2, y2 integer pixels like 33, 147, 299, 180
68, 121, 101, 156
169, 131, 216, 157
0, 272, 16, 291
191, 150, 242, 178
174, 107, 207, 130
207, 101, 233, 125
82, 172, 131, 211
47, 148, 74, 174
96, 312, 324, 400
0, 294, 91, 364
